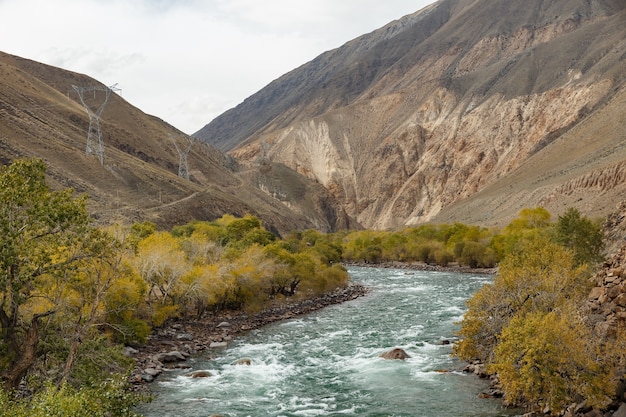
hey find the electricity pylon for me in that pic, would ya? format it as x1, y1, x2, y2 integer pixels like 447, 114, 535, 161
72, 84, 119, 165
170, 134, 193, 180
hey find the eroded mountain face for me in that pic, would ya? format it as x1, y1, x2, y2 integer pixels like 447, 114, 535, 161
197, 0, 626, 229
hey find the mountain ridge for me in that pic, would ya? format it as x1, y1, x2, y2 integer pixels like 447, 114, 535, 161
0, 51, 358, 234
194, 0, 626, 229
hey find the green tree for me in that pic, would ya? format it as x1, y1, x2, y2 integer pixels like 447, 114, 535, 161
127, 221, 156, 253
555, 208, 604, 267
0, 375, 142, 417
0, 159, 96, 391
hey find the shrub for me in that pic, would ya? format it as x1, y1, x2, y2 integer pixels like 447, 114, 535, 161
492, 309, 612, 412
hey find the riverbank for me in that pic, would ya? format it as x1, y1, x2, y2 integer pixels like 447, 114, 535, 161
127, 282, 369, 386
128, 262, 495, 387
344, 260, 498, 275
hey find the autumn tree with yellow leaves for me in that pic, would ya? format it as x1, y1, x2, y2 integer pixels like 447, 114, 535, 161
454, 209, 612, 414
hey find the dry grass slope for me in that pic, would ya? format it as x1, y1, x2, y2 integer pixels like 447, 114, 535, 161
0, 52, 355, 234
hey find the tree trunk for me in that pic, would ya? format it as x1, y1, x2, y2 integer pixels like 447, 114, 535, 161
3, 311, 53, 392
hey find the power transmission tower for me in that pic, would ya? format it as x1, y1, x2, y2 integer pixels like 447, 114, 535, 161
170, 134, 193, 180
72, 84, 120, 165
257, 141, 272, 174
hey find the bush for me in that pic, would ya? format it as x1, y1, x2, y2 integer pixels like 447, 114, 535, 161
458, 241, 496, 268
455, 237, 589, 363
492, 310, 612, 412
454, 234, 611, 414
0, 375, 143, 417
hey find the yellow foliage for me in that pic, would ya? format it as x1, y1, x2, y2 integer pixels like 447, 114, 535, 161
136, 231, 190, 304
105, 272, 147, 321
152, 304, 179, 327
492, 309, 612, 412
455, 234, 612, 413
455, 238, 590, 363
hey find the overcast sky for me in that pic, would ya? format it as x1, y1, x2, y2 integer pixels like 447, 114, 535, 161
1, 0, 436, 134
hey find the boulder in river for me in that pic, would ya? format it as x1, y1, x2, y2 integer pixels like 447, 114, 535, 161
186, 370, 212, 378
380, 348, 411, 360
234, 358, 252, 366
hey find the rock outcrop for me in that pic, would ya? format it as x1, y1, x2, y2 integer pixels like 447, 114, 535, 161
587, 247, 626, 341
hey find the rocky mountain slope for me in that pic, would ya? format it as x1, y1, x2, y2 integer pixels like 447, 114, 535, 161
0, 52, 357, 234
195, 0, 626, 229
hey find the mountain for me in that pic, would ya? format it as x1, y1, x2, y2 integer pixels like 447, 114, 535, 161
0, 52, 357, 234
194, 0, 626, 229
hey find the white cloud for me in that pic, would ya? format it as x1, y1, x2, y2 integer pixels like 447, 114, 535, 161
0, 0, 436, 134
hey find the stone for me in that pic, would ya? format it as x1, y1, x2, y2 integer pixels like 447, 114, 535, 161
613, 403, 626, 417
171, 363, 192, 369
380, 348, 410, 360
141, 374, 155, 383
616, 294, 626, 308
143, 367, 161, 376
608, 285, 623, 299
217, 321, 231, 328
210, 341, 228, 348
472, 363, 489, 378
176, 333, 194, 341
588, 287, 606, 300
234, 358, 252, 366
154, 350, 187, 363
478, 388, 503, 398
186, 370, 212, 378
122, 346, 139, 356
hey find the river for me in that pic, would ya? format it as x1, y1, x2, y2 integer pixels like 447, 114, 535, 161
138, 266, 521, 417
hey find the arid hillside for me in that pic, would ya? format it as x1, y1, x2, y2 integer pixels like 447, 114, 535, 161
0, 52, 357, 234
195, 0, 626, 229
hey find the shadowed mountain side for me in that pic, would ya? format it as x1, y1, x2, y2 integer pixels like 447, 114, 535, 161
0, 52, 358, 234
194, 0, 626, 229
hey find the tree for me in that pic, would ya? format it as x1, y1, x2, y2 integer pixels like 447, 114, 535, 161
555, 208, 604, 267
454, 237, 590, 364
492, 309, 612, 412
490, 207, 552, 260
0, 159, 96, 391
52, 229, 127, 386
135, 231, 190, 306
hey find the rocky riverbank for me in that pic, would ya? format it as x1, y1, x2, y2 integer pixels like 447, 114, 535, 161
126, 282, 369, 386
344, 260, 498, 275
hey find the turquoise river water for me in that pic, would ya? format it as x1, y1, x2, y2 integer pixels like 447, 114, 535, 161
138, 266, 522, 417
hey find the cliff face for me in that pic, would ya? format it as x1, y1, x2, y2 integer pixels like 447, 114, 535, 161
196, 0, 626, 229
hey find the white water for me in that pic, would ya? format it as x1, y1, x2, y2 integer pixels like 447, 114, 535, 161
138, 267, 520, 417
